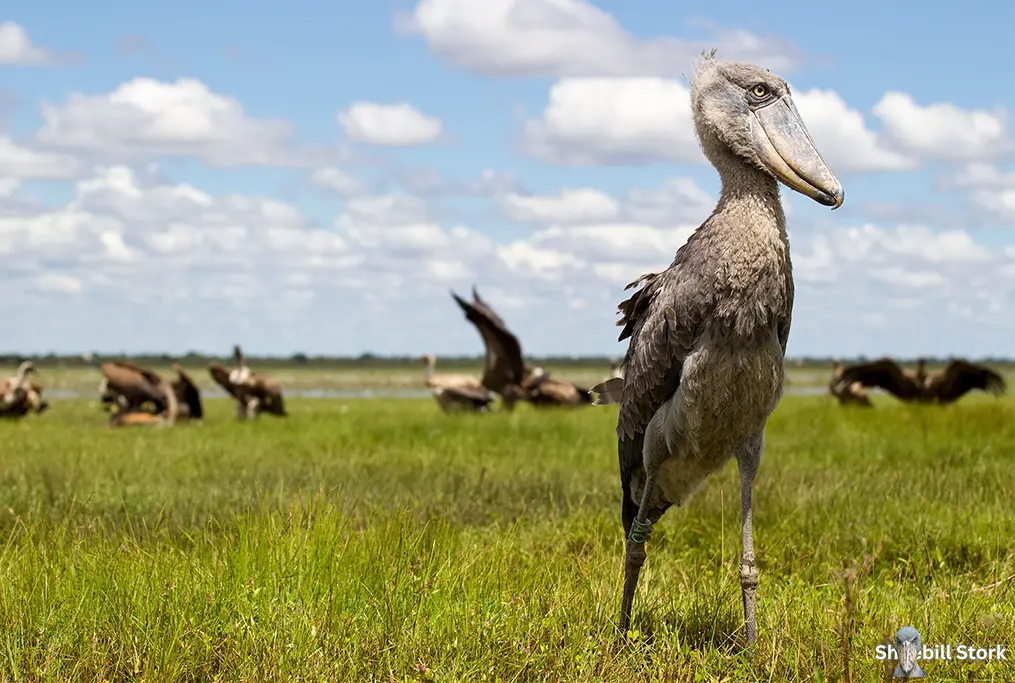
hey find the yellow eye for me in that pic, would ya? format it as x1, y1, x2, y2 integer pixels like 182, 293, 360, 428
752, 84, 768, 98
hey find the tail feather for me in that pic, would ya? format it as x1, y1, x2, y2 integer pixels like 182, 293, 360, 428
589, 377, 624, 406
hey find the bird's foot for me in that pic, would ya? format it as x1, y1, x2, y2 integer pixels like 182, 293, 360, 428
739, 555, 758, 647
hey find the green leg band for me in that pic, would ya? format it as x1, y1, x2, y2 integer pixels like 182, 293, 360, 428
628, 518, 653, 544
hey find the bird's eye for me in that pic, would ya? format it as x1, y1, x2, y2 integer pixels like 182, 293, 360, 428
752, 84, 769, 98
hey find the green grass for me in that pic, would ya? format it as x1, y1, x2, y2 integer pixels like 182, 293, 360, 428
1, 393, 1013, 682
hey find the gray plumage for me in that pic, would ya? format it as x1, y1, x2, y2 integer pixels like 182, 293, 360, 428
590, 51, 844, 647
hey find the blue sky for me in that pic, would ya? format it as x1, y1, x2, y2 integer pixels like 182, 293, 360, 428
1, 0, 1013, 358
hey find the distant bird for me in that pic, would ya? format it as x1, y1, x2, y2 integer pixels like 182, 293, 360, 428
828, 360, 872, 407
431, 385, 496, 413
109, 376, 179, 428
171, 363, 204, 421
0, 361, 48, 418
839, 357, 1006, 405
450, 288, 528, 410
521, 366, 593, 407
208, 345, 287, 420
419, 353, 484, 392
590, 52, 844, 646
418, 353, 493, 413
452, 287, 591, 408
84, 354, 168, 415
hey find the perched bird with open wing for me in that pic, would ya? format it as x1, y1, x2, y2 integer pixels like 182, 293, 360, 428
837, 357, 1005, 405
450, 288, 528, 410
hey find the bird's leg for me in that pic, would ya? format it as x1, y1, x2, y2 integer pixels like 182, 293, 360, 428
246, 397, 260, 419
619, 470, 658, 635
235, 398, 247, 421
736, 439, 762, 647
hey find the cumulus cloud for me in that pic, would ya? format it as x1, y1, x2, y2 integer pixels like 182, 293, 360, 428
499, 177, 713, 227
792, 223, 1013, 356
522, 78, 698, 165
395, 166, 525, 198
522, 77, 1010, 173
0, 165, 1011, 356
397, 0, 801, 77
500, 188, 619, 224
793, 90, 914, 172
0, 136, 81, 179
34, 78, 322, 167
0, 22, 61, 66
873, 93, 1011, 162
522, 79, 918, 171
944, 163, 1015, 225
337, 102, 443, 146
310, 167, 370, 198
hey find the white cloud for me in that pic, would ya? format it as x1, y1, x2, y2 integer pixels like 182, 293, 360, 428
523, 78, 698, 165
522, 78, 1010, 174
793, 90, 914, 172
35, 272, 82, 293
500, 188, 619, 224
310, 167, 369, 197
522, 79, 919, 172
0, 167, 1011, 357
944, 163, 1015, 225
622, 177, 713, 225
0, 136, 81, 179
35, 78, 315, 166
791, 223, 1013, 356
873, 93, 1011, 162
500, 178, 714, 227
0, 22, 58, 66
337, 102, 443, 146
397, 0, 800, 77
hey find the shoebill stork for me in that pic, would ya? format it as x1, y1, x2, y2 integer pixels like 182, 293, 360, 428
838, 357, 1006, 405
828, 360, 872, 407
589, 52, 844, 646
450, 288, 528, 410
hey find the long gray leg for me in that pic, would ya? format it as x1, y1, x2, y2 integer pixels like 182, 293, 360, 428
619, 469, 658, 634
736, 435, 763, 647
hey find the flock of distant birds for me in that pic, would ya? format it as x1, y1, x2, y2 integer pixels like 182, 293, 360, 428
0, 290, 1007, 425
0, 345, 287, 426
0, 288, 601, 425
827, 357, 1006, 407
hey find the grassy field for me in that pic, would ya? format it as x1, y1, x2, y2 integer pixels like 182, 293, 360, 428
1, 376, 1013, 681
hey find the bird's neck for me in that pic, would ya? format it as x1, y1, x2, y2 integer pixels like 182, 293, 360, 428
712, 154, 786, 238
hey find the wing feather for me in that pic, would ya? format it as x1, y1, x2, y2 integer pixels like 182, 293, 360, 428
934, 360, 1006, 403
839, 358, 923, 401
451, 291, 526, 392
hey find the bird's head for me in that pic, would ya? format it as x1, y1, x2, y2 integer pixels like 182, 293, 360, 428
419, 353, 435, 366
17, 360, 37, 377
691, 51, 844, 209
